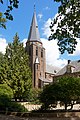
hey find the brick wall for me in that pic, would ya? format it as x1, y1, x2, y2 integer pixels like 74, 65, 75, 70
1, 112, 80, 120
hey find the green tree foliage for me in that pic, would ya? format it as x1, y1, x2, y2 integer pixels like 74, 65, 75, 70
49, 0, 80, 54
0, 84, 13, 111
39, 84, 57, 110
57, 77, 80, 110
30, 88, 41, 104
39, 77, 80, 110
0, 84, 27, 112
7, 101, 28, 112
0, 52, 4, 63
0, 33, 32, 101
0, 12, 7, 29
0, 52, 9, 84
0, 0, 19, 28
0, 84, 13, 98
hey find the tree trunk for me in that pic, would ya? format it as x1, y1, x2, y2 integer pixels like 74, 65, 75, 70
70, 103, 73, 110
65, 103, 67, 111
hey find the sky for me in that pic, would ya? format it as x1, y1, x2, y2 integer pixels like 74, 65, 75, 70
0, 0, 80, 68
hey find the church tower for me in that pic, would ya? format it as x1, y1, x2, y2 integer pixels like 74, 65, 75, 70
26, 8, 46, 88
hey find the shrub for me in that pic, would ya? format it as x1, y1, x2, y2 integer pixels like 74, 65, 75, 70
0, 84, 28, 112
7, 102, 28, 112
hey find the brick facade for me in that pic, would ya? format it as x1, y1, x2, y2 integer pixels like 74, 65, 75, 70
26, 42, 46, 88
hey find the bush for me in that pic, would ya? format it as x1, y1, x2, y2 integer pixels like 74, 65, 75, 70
0, 96, 27, 112
0, 84, 28, 112
0, 84, 13, 111
7, 102, 28, 112
0, 84, 13, 98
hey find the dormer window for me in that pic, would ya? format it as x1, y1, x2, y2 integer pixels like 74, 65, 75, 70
36, 47, 38, 56
66, 65, 71, 73
66, 65, 75, 73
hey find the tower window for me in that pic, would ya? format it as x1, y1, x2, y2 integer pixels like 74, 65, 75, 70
36, 47, 38, 56
41, 49, 43, 57
29, 47, 31, 56
37, 64, 38, 69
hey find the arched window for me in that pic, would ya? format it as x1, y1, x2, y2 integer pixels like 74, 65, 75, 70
36, 47, 38, 56
41, 49, 43, 57
37, 64, 38, 69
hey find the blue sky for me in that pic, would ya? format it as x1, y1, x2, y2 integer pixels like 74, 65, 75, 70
0, 0, 59, 41
0, 0, 80, 68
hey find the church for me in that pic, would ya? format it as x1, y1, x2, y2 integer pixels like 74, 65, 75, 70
25, 7, 80, 89
25, 9, 58, 88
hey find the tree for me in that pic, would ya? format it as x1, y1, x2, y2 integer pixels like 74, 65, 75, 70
0, 0, 19, 28
39, 77, 80, 110
0, 12, 7, 29
0, 33, 32, 101
39, 84, 57, 110
49, 0, 80, 54
56, 77, 80, 110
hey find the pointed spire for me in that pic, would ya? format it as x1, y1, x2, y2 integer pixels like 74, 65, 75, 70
28, 6, 42, 43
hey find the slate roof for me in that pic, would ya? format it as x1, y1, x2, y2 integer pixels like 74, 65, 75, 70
56, 60, 80, 76
28, 11, 41, 43
39, 77, 52, 83
46, 64, 60, 74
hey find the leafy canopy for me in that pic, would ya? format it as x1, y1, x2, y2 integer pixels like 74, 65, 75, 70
49, 0, 80, 54
0, 84, 13, 99
39, 76, 80, 110
0, 0, 19, 29
0, 84, 27, 112
0, 12, 7, 29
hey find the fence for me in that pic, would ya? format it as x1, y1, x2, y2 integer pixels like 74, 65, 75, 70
20, 102, 80, 111
21, 102, 41, 111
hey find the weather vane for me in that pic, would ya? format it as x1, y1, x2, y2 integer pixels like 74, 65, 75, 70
34, 3, 36, 11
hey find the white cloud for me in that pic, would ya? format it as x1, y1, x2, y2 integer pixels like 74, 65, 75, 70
22, 38, 27, 47
42, 13, 65, 38
43, 6, 50, 11
41, 15, 68, 68
42, 18, 52, 38
0, 38, 8, 54
45, 6, 50, 10
37, 13, 43, 20
41, 38, 67, 68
